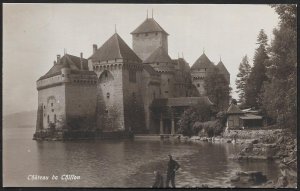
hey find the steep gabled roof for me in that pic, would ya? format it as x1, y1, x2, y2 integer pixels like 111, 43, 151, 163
38, 54, 88, 80
173, 58, 190, 72
144, 47, 172, 63
131, 18, 169, 35
191, 53, 214, 70
217, 60, 230, 75
89, 33, 142, 63
143, 64, 160, 76
227, 104, 244, 114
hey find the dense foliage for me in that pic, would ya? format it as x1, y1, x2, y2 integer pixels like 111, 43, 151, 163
235, 55, 251, 107
237, 5, 296, 133
262, 4, 297, 133
177, 102, 212, 137
204, 67, 231, 111
245, 29, 269, 108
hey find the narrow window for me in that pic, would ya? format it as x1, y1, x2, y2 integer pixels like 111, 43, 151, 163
155, 32, 158, 35
51, 103, 53, 107
107, 92, 110, 99
105, 72, 108, 78
165, 91, 168, 94
157, 63, 159, 65
52, 109, 54, 112
54, 114, 56, 123
197, 83, 200, 87
167, 79, 170, 84
62, 74, 65, 77
43, 105, 45, 109
47, 115, 49, 123
129, 70, 136, 83
145, 33, 148, 36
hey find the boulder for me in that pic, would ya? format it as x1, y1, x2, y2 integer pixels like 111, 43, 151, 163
252, 139, 259, 144
230, 175, 240, 182
276, 176, 288, 188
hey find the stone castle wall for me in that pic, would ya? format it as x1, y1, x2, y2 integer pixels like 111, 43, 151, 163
37, 84, 66, 131
65, 82, 97, 130
122, 64, 146, 133
160, 72, 175, 98
140, 70, 161, 132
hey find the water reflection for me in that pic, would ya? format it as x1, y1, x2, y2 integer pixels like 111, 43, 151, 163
4, 127, 280, 187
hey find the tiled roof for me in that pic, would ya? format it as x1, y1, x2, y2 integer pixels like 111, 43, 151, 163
144, 47, 172, 63
191, 53, 214, 70
131, 18, 169, 35
240, 114, 263, 120
217, 61, 230, 75
143, 64, 160, 76
227, 104, 244, 114
151, 96, 213, 107
89, 33, 142, 63
38, 54, 89, 80
173, 58, 190, 72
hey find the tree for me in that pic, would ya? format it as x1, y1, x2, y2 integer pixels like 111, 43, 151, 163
245, 29, 269, 108
204, 67, 231, 111
177, 102, 212, 137
235, 55, 251, 106
262, 5, 296, 133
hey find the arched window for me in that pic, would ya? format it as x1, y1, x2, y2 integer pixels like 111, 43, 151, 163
107, 92, 110, 99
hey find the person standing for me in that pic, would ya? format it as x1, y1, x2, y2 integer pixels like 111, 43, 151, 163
166, 154, 180, 188
152, 170, 164, 188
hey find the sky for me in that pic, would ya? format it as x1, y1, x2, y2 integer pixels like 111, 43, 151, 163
3, 4, 279, 116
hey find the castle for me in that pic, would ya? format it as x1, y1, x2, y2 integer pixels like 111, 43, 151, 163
34, 15, 230, 139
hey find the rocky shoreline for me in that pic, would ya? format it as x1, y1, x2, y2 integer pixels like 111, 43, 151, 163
177, 128, 297, 188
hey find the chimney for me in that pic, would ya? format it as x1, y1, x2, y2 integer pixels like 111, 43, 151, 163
80, 52, 83, 70
57, 55, 61, 63
93, 44, 97, 53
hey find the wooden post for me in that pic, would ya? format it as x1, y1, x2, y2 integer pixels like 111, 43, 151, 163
160, 112, 164, 134
171, 107, 175, 135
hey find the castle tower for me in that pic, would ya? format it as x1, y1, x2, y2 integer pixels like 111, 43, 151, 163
89, 33, 146, 133
144, 46, 175, 98
191, 52, 215, 96
216, 59, 230, 84
131, 17, 169, 61
35, 54, 97, 133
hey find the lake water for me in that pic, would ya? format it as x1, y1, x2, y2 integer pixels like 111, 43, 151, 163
3, 126, 280, 187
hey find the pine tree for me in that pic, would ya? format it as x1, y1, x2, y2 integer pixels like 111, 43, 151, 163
204, 67, 231, 111
262, 5, 296, 132
244, 29, 269, 108
235, 55, 251, 106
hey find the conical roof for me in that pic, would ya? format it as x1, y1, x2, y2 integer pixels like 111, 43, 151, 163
227, 103, 244, 114
89, 33, 142, 63
217, 60, 230, 75
144, 47, 172, 63
191, 53, 214, 70
131, 18, 169, 35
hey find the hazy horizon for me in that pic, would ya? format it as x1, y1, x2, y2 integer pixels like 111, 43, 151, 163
3, 4, 279, 115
